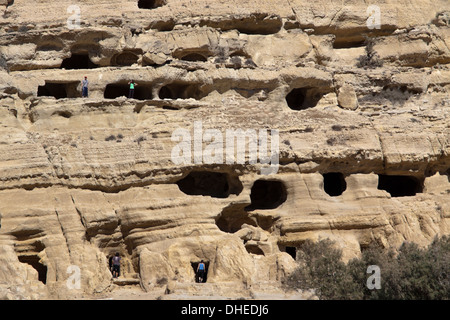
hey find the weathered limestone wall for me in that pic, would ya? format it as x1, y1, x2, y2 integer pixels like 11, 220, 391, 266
0, 0, 449, 299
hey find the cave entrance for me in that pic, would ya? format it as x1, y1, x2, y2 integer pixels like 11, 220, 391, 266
112, 52, 139, 66
60, 53, 98, 69
18, 255, 47, 284
158, 82, 204, 100
323, 172, 347, 196
176, 171, 243, 198
216, 203, 256, 233
37, 81, 80, 99
180, 53, 208, 62
285, 247, 297, 260
286, 87, 324, 110
138, 0, 166, 9
246, 180, 287, 210
104, 83, 153, 100
191, 261, 210, 283
377, 175, 423, 197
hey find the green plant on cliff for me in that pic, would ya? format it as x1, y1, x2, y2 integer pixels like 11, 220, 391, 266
283, 239, 363, 300
283, 236, 450, 300
356, 36, 384, 69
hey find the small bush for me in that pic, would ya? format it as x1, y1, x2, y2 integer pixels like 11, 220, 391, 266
284, 239, 362, 300
356, 37, 384, 69
283, 236, 450, 300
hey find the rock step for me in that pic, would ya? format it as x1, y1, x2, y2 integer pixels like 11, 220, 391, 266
113, 276, 141, 286
165, 281, 250, 299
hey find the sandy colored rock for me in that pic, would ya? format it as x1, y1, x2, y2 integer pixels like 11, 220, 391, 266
337, 84, 358, 110
0, 0, 449, 300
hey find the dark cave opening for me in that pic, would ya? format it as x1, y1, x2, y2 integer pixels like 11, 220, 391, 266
216, 203, 257, 233
286, 88, 305, 109
377, 175, 423, 197
38, 83, 67, 99
138, 0, 166, 9
18, 255, 47, 284
158, 86, 172, 99
176, 171, 242, 198
333, 39, 366, 49
158, 82, 204, 100
286, 87, 323, 110
37, 81, 80, 99
60, 54, 98, 70
285, 246, 297, 260
104, 83, 153, 100
246, 180, 287, 210
180, 53, 208, 62
323, 172, 347, 197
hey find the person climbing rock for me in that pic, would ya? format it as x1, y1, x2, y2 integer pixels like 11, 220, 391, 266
111, 252, 121, 278
82, 76, 89, 97
128, 80, 137, 98
196, 260, 206, 283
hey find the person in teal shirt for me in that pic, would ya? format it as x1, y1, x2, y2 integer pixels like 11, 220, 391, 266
128, 80, 137, 98
196, 260, 206, 283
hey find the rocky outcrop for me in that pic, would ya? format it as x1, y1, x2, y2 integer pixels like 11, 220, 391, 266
0, 0, 449, 299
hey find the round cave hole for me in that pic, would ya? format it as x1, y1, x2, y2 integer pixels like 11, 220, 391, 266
285, 87, 323, 110
246, 179, 287, 210
323, 172, 347, 197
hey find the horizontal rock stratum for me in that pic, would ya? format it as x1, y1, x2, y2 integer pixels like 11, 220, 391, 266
0, 0, 449, 299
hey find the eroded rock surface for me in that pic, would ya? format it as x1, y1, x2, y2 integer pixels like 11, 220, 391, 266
0, 0, 449, 299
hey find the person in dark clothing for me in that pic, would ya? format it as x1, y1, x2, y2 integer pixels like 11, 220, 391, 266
111, 252, 121, 278
108, 256, 113, 273
82, 76, 89, 97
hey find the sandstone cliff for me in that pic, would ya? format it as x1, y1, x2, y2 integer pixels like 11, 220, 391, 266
0, 0, 449, 299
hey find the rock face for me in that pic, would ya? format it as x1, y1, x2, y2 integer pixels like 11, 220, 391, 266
0, 0, 449, 299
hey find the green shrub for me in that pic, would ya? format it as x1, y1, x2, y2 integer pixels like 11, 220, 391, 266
283, 236, 450, 300
284, 239, 362, 300
356, 37, 384, 69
